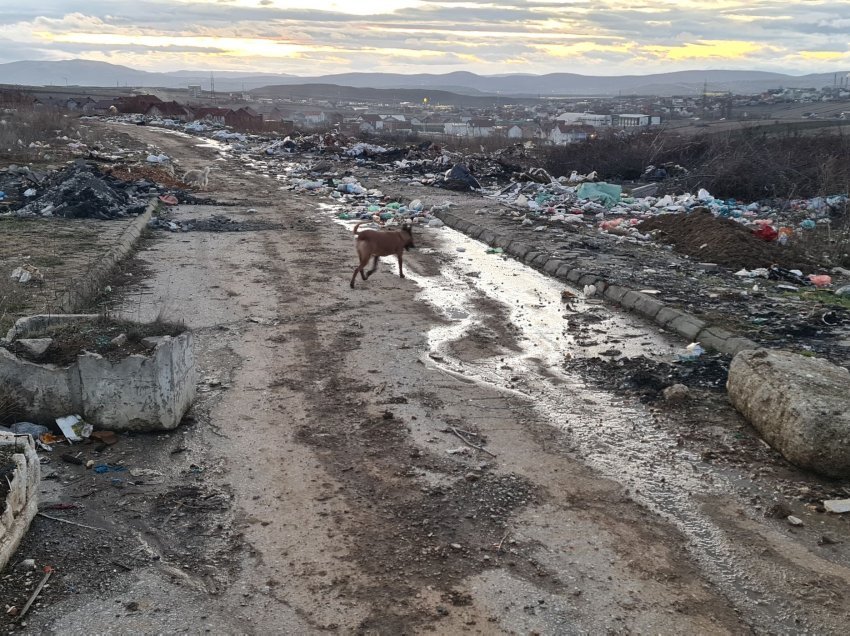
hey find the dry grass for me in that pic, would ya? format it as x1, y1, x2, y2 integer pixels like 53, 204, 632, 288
0, 107, 84, 164
0, 385, 23, 426
0, 271, 25, 336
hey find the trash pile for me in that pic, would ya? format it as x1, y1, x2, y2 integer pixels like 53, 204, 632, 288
148, 214, 282, 233
8, 161, 152, 219
98, 115, 847, 279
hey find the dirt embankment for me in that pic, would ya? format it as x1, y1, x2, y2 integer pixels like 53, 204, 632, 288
639, 210, 812, 270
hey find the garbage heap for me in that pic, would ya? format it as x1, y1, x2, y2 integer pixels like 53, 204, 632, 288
9, 161, 152, 219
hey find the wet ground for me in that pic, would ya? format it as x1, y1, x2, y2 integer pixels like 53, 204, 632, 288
3, 123, 850, 634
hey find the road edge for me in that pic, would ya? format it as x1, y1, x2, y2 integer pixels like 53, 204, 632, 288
57, 199, 157, 313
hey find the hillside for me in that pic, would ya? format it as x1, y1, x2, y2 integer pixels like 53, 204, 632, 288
0, 59, 845, 97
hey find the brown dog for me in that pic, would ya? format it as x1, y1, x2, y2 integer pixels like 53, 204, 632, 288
350, 222, 415, 288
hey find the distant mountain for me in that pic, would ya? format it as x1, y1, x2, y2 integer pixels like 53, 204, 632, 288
0, 59, 846, 97
0, 59, 292, 91
249, 83, 538, 107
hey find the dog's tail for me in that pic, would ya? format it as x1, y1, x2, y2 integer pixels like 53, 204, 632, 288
353, 222, 365, 236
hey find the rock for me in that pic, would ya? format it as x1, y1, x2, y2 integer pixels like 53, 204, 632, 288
16, 559, 36, 570
823, 498, 850, 514
15, 338, 52, 358
695, 262, 719, 272
464, 471, 481, 482
663, 384, 690, 402
141, 336, 167, 349
110, 333, 127, 347
629, 183, 659, 198
10, 422, 48, 437
727, 349, 850, 478
787, 515, 804, 526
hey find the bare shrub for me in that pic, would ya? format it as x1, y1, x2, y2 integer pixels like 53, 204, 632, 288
543, 128, 850, 201
793, 201, 850, 268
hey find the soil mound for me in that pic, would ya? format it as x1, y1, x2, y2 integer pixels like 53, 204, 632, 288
639, 211, 811, 271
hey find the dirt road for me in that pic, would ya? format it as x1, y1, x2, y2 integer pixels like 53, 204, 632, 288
9, 124, 850, 635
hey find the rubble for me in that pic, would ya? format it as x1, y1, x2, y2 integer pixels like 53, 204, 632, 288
148, 214, 282, 233
10, 161, 150, 219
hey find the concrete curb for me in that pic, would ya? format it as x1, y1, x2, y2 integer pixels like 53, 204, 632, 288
56, 199, 157, 313
432, 210, 759, 356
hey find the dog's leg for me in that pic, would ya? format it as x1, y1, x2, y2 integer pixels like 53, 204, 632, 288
397, 251, 405, 279
365, 255, 379, 279
351, 252, 371, 287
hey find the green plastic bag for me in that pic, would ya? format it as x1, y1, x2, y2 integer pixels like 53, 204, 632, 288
576, 182, 622, 208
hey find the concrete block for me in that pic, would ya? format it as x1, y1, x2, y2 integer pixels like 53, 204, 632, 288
508, 243, 530, 260
728, 349, 850, 477
629, 293, 665, 319
696, 326, 735, 353
667, 315, 707, 341
566, 269, 584, 283
78, 332, 197, 431
655, 307, 685, 327
555, 264, 571, 279
532, 254, 549, 268
543, 259, 563, 275
604, 285, 629, 303
523, 252, 540, 265
724, 337, 759, 355
479, 230, 497, 246
493, 236, 512, 249
455, 220, 471, 233
0, 433, 40, 573
0, 316, 195, 431
578, 274, 601, 287
0, 348, 82, 423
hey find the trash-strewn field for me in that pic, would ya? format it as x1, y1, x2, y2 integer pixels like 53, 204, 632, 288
0, 114, 849, 634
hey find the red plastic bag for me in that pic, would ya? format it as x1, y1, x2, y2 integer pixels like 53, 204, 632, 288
753, 225, 778, 241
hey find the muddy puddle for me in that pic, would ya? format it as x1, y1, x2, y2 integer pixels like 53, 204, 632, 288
327, 212, 805, 627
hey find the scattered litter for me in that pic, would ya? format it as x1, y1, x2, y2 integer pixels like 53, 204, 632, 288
90, 430, 118, 445
93, 463, 127, 474
677, 343, 704, 362
10, 264, 43, 284
56, 414, 92, 443
129, 468, 165, 484
9, 422, 48, 437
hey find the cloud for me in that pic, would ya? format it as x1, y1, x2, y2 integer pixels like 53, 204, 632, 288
0, 1, 847, 75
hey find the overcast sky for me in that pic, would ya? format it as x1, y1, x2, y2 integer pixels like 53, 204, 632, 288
1, 1, 848, 76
